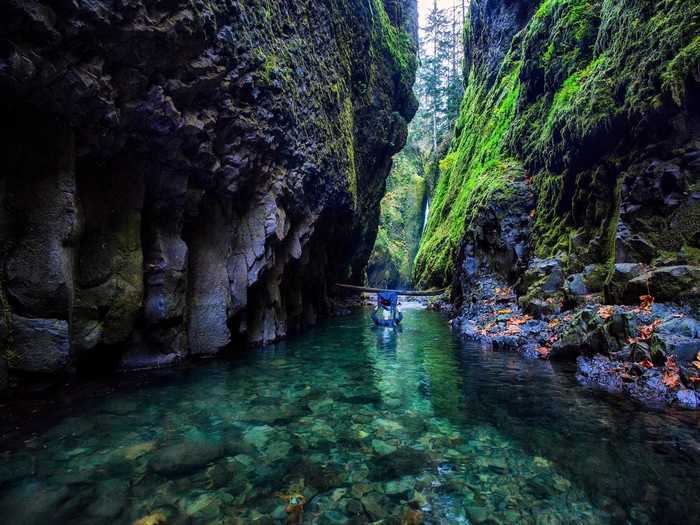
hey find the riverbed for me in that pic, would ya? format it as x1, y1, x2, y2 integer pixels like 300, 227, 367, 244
1, 308, 699, 524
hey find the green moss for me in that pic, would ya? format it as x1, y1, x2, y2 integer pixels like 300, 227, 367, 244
416, 0, 699, 287
414, 59, 523, 286
368, 146, 426, 287
662, 34, 700, 105
340, 97, 358, 206
370, 0, 417, 92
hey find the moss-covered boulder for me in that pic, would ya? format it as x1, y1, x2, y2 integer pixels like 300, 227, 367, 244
622, 265, 700, 304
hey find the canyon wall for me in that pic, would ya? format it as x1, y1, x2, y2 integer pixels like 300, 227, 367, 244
416, 0, 699, 302
0, 0, 417, 386
414, 0, 700, 408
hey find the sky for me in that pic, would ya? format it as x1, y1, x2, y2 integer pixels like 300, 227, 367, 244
418, 0, 467, 29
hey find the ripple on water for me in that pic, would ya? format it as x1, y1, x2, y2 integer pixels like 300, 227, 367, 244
0, 309, 699, 524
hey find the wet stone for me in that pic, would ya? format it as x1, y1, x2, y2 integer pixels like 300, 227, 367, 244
149, 437, 223, 475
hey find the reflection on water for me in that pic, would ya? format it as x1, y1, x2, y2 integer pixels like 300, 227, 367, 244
1, 309, 699, 524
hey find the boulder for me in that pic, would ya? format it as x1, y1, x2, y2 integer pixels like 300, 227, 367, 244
652, 332, 700, 363
550, 307, 635, 360
564, 272, 588, 298
520, 257, 565, 297
522, 297, 560, 319
149, 436, 224, 475
604, 263, 644, 304
675, 389, 700, 410
622, 266, 700, 304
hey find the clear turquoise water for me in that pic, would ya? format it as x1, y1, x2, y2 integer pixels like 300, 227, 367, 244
1, 308, 699, 524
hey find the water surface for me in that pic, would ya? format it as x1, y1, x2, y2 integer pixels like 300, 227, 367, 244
1, 308, 699, 524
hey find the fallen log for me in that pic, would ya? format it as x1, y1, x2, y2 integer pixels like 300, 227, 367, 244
334, 283, 447, 296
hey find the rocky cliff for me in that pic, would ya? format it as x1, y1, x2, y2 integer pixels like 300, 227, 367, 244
0, 0, 417, 386
416, 0, 700, 408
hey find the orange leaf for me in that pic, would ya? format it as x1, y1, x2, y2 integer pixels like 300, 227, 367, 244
692, 361, 700, 370
536, 346, 551, 358
548, 318, 560, 328
597, 306, 614, 319
696, 351, 700, 361
638, 319, 662, 340
639, 359, 653, 369
661, 371, 681, 390
639, 295, 654, 311
497, 308, 512, 315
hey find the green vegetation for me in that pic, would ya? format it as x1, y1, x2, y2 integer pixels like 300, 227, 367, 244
413, 57, 524, 286
415, 0, 700, 286
367, 146, 426, 288
370, 0, 418, 94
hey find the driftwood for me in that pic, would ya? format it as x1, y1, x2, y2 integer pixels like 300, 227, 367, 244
334, 283, 447, 296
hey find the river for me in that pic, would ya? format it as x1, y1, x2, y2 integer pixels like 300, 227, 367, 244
1, 308, 699, 524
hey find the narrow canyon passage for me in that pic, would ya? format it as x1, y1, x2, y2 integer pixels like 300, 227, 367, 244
1, 309, 699, 524
1, 0, 700, 523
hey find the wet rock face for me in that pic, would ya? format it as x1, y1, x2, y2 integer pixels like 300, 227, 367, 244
0, 0, 417, 380
439, 0, 700, 410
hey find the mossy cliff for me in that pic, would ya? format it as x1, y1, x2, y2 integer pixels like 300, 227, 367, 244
415, 0, 700, 300
367, 143, 426, 288
0, 0, 417, 385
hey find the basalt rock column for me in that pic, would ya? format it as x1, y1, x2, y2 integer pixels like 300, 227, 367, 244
0, 0, 418, 385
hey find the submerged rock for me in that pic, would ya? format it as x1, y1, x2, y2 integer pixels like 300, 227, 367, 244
369, 447, 431, 481
149, 437, 223, 475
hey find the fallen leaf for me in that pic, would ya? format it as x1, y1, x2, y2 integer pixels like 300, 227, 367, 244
661, 370, 681, 390
505, 324, 522, 335
639, 295, 654, 311
401, 508, 423, 525
536, 346, 550, 358
597, 305, 614, 319
639, 319, 662, 340
134, 513, 166, 525
507, 315, 532, 326
548, 319, 560, 328
497, 308, 512, 315
692, 361, 700, 370
639, 359, 653, 369
627, 337, 640, 345
280, 494, 306, 525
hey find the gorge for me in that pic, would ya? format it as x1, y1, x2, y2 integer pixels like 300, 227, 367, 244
1, 0, 700, 523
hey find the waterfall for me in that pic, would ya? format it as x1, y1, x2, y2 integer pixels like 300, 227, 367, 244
421, 198, 430, 234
